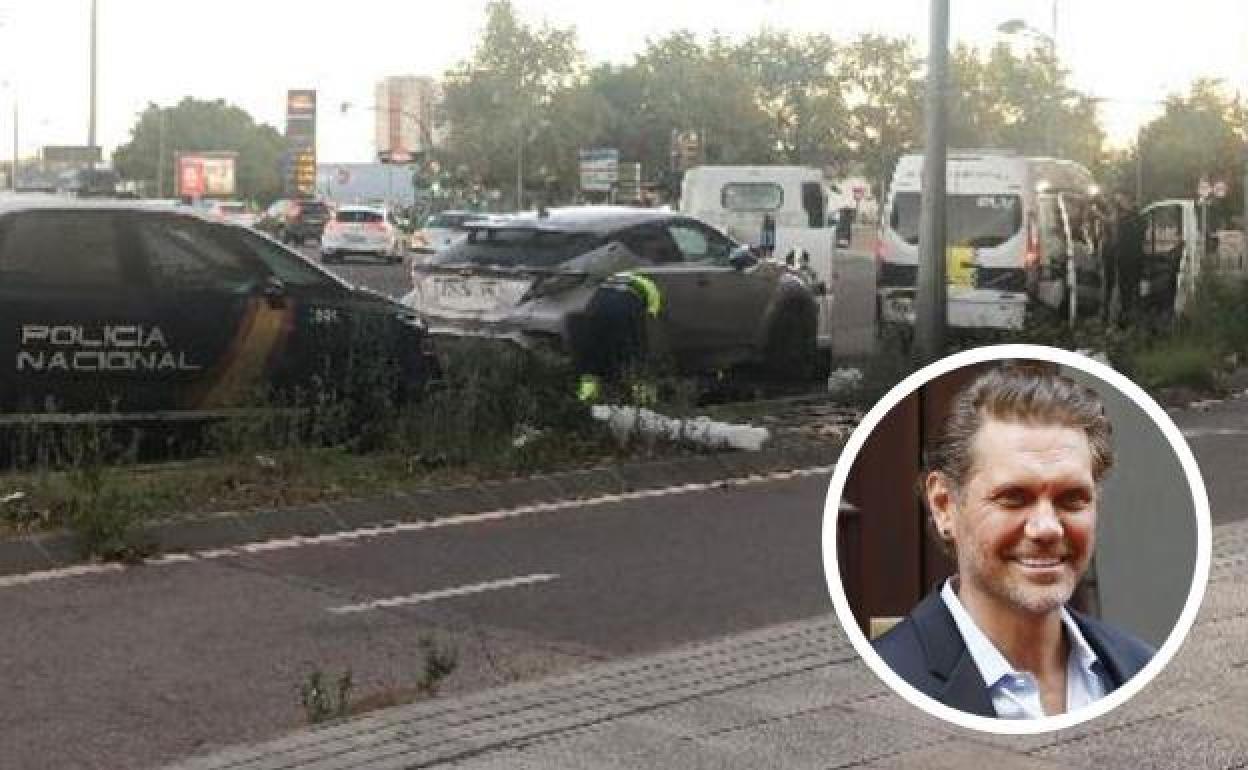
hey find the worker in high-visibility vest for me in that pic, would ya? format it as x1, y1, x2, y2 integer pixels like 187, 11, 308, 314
578, 271, 663, 404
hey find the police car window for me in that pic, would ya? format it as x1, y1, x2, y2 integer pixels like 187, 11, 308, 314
0, 211, 124, 287
136, 216, 255, 290
233, 230, 347, 288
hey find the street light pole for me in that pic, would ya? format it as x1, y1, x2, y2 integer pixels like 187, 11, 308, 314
915, 0, 950, 363
88, 0, 97, 156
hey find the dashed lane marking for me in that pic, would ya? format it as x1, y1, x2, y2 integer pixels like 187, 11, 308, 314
327, 573, 561, 614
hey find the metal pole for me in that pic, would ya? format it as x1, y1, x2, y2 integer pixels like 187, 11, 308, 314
1136, 130, 1144, 203
516, 132, 523, 211
11, 93, 17, 191
156, 109, 165, 198
1048, 0, 1058, 156
88, 0, 97, 157
915, 0, 950, 363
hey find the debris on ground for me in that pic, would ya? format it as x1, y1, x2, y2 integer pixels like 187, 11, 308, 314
825, 368, 864, 396
590, 405, 770, 451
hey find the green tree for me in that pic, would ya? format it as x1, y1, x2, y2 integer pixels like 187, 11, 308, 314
840, 34, 924, 199
440, 0, 585, 206
112, 98, 285, 201
733, 30, 848, 166
1133, 80, 1246, 214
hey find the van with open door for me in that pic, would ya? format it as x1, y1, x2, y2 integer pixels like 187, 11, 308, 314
876, 150, 1102, 331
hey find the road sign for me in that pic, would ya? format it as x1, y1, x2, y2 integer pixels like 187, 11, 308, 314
1214, 180, 1229, 198
579, 147, 619, 193
1198, 176, 1212, 199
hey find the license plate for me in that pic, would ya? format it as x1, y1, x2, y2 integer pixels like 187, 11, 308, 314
430, 276, 529, 312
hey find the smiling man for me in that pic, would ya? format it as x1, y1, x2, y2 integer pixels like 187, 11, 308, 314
873, 364, 1155, 719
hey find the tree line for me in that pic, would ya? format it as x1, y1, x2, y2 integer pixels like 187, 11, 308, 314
112, 0, 1247, 216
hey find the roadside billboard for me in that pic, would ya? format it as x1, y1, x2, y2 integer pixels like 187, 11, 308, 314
177, 152, 237, 198
285, 89, 317, 196
579, 147, 619, 193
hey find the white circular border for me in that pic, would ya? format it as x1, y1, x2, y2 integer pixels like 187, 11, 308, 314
821, 343, 1212, 734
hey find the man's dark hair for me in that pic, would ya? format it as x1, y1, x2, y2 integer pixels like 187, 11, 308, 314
922, 363, 1114, 552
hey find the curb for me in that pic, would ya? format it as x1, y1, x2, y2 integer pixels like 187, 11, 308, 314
0, 442, 838, 578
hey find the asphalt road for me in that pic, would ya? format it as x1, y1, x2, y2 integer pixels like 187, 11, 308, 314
0, 471, 832, 769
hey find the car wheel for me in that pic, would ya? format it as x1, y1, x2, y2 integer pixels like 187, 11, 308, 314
762, 302, 818, 384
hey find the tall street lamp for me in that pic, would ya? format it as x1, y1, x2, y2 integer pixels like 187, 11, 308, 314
0, 10, 17, 191
998, 3, 1058, 156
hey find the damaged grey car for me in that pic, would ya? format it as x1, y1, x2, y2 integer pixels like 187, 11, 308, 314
401, 206, 824, 382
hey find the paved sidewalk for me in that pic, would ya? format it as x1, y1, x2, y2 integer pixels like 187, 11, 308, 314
171, 519, 1248, 770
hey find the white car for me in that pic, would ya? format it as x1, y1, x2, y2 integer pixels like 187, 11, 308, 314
197, 199, 258, 228
320, 205, 405, 264
419, 210, 484, 254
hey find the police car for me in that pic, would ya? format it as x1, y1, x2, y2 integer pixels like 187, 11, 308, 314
0, 196, 437, 423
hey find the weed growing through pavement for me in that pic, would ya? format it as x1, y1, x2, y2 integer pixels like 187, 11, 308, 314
300, 669, 354, 724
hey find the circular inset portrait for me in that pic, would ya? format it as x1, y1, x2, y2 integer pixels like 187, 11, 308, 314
822, 344, 1211, 734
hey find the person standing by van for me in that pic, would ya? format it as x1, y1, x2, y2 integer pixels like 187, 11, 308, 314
761, 213, 777, 258
1110, 192, 1145, 325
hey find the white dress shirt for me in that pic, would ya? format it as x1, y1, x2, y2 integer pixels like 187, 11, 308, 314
940, 579, 1107, 719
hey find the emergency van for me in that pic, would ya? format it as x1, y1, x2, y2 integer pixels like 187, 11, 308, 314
680, 166, 837, 350
876, 150, 1102, 331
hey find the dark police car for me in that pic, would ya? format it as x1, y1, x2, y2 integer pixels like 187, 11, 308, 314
0, 196, 437, 423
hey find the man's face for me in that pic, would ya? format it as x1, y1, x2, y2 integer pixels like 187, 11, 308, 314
928, 418, 1098, 619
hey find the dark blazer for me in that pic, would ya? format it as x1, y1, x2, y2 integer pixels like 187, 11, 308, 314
872, 590, 1156, 718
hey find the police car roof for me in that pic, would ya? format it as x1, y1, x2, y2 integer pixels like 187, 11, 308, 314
471, 206, 675, 234
0, 194, 209, 218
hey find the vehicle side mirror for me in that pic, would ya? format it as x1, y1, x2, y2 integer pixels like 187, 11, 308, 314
729, 246, 757, 271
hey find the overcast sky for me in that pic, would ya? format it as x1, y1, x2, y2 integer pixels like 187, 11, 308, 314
0, 0, 1245, 163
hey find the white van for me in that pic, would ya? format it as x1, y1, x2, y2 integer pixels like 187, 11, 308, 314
680, 165, 837, 350
876, 151, 1102, 330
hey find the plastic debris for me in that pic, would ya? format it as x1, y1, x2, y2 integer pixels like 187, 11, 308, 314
254, 454, 278, 469
1075, 349, 1111, 366
0, 491, 26, 504
826, 368, 864, 395
590, 404, 770, 451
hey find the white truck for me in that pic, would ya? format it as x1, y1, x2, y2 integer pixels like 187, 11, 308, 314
876, 150, 1102, 331
680, 165, 839, 351
1137, 198, 1247, 318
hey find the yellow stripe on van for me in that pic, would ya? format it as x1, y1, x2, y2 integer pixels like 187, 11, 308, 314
946, 246, 975, 288
196, 299, 294, 408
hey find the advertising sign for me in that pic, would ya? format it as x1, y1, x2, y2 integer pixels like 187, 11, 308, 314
285, 89, 317, 196
177, 153, 237, 198
579, 147, 619, 193
42, 145, 103, 168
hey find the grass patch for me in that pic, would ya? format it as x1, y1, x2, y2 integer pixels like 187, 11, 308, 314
1128, 338, 1222, 391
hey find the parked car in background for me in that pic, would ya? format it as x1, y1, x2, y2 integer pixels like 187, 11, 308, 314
402, 206, 825, 382
418, 209, 486, 253
321, 204, 405, 264
0, 196, 438, 424
197, 199, 257, 228
255, 198, 331, 245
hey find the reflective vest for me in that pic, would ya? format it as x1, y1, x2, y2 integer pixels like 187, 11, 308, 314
612, 272, 662, 318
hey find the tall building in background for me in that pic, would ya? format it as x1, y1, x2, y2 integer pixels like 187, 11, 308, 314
372, 76, 442, 162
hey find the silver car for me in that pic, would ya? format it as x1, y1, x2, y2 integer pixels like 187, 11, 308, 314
402, 206, 823, 380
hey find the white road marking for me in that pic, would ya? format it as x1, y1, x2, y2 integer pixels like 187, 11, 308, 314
0, 464, 834, 590
1182, 427, 1248, 439
327, 573, 560, 614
